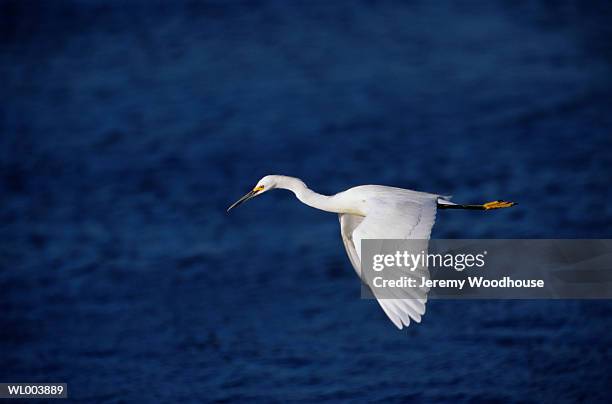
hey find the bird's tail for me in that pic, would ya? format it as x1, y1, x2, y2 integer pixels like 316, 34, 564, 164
437, 198, 516, 210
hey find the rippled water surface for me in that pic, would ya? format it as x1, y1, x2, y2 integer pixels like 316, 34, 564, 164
1, 1, 612, 402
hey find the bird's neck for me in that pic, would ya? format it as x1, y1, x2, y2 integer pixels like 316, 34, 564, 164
276, 177, 343, 213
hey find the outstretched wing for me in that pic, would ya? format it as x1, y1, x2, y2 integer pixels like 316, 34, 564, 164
339, 197, 438, 329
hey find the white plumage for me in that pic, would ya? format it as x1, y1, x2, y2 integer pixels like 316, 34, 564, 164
228, 175, 515, 329
337, 185, 439, 328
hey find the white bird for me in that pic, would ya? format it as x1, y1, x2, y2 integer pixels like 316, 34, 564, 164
227, 175, 516, 329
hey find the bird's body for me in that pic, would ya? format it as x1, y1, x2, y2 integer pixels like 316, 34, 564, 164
228, 175, 515, 329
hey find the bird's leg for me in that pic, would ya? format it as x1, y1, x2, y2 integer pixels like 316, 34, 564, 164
437, 200, 516, 210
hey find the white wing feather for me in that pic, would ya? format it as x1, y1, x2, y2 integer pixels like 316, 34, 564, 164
339, 193, 439, 329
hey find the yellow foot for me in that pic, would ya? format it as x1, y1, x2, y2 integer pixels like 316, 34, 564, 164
483, 200, 516, 210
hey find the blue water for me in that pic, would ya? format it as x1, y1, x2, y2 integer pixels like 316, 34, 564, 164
1, 1, 611, 402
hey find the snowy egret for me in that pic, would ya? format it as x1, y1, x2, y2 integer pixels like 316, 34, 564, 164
228, 175, 516, 329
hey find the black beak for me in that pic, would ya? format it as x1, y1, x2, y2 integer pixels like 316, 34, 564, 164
227, 190, 259, 212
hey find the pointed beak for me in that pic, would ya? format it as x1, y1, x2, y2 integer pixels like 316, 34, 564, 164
227, 189, 259, 212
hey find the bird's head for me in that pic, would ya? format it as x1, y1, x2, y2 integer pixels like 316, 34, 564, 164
227, 175, 278, 212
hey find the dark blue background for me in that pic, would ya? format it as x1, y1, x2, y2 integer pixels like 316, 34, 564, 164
1, 0, 611, 402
